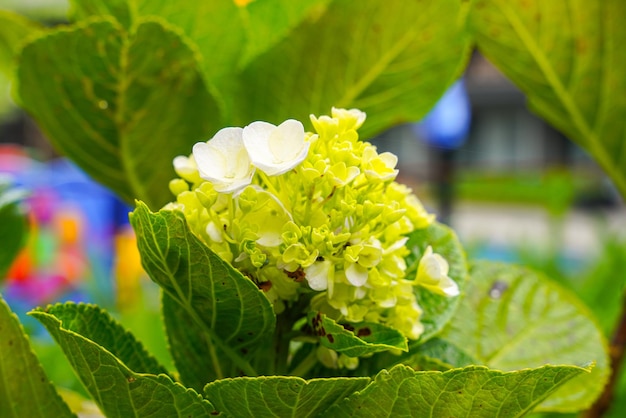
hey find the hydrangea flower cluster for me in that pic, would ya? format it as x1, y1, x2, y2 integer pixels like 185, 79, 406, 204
167, 108, 459, 341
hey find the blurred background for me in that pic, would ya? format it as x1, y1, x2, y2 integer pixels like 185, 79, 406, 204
1, 0, 624, 414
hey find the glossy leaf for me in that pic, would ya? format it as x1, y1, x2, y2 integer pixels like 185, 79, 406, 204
31, 307, 216, 418
0, 295, 75, 418
204, 375, 370, 418
470, 0, 626, 198
33, 302, 168, 376
129, 201, 276, 381
17, 18, 218, 208
307, 312, 407, 358
233, 0, 472, 136
0, 184, 28, 281
329, 363, 590, 417
439, 261, 609, 412
405, 221, 468, 343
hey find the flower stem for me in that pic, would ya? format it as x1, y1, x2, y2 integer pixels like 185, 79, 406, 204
272, 314, 293, 375
289, 348, 318, 378
584, 290, 626, 417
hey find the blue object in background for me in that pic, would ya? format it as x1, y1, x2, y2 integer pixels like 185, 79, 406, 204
1, 147, 130, 326
413, 79, 471, 150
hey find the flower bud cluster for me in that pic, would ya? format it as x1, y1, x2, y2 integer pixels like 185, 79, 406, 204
167, 108, 458, 342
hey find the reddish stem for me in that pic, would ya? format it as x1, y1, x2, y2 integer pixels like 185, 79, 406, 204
584, 292, 626, 417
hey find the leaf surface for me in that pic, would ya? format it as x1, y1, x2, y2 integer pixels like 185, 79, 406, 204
0, 10, 42, 80
31, 308, 216, 418
69, 0, 132, 28
204, 375, 370, 418
34, 303, 168, 376
470, 0, 626, 197
127, 0, 328, 120
161, 291, 223, 391
307, 312, 407, 358
234, 0, 471, 136
0, 295, 75, 418
130, 201, 276, 382
405, 221, 468, 343
329, 363, 589, 418
439, 261, 609, 412
17, 18, 218, 208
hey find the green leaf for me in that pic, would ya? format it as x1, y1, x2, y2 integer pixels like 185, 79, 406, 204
0, 10, 42, 81
233, 0, 472, 136
69, 0, 132, 28
405, 221, 468, 343
33, 302, 168, 376
0, 184, 28, 281
236, 0, 333, 68
204, 375, 370, 418
400, 337, 477, 372
328, 363, 590, 418
439, 261, 609, 412
31, 307, 216, 418
470, 0, 626, 198
0, 294, 75, 418
131, 0, 331, 121
129, 201, 276, 382
161, 291, 223, 391
308, 312, 407, 357
17, 17, 219, 208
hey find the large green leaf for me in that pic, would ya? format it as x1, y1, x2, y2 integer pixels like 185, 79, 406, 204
233, 0, 472, 136
129, 201, 276, 382
328, 363, 589, 417
133, 0, 331, 111
0, 184, 28, 281
0, 10, 42, 80
235, 0, 333, 69
33, 303, 168, 376
69, 0, 132, 28
439, 261, 609, 412
405, 221, 468, 343
0, 295, 75, 418
398, 337, 477, 372
31, 307, 216, 418
17, 17, 218, 208
161, 291, 222, 391
65, 1, 470, 138
204, 375, 370, 418
470, 0, 626, 198
307, 312, 408, 358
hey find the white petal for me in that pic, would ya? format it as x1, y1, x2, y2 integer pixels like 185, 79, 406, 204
211, 173, 255, 193
192, 127, 254, 193
243, 119, 309, 176
206, 221, 223, 243
173, 155, 196, 176
242, 121, 275, 162
379, 152, 398, 170
305, 261, 331, 291
192, 142, 226, 182
438, 276, 460, 297
384, 237, 409, 254
345, 263, 368, 287
268, 119, 305, 162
